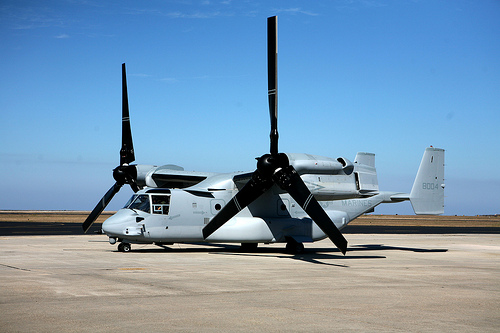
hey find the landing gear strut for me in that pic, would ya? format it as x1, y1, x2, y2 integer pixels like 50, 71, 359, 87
118, 242, 131, 252
285, 239, 304, 254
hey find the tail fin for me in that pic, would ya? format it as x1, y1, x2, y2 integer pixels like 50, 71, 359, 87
410, 147, 445, 214
354, 152, 379, 194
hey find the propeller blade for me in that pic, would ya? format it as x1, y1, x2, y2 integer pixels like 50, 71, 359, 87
202, 171, 274, 239
84, 64, 139, 232
82, 182, 123, 233
120, 63, 135, 166
267, 16, 278, 156
273, 165, 348, 254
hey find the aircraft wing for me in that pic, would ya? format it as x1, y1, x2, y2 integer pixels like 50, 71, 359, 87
232, 172, 253, 189
176, 170, 254, 193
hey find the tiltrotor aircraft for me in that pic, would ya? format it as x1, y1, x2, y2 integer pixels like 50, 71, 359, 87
83, 16, 445, 254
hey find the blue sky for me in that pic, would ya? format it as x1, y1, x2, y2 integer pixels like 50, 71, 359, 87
1, 0, 499, 215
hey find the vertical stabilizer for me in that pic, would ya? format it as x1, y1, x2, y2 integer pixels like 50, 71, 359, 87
354, 152, 378, 194
410, 147, 445, 214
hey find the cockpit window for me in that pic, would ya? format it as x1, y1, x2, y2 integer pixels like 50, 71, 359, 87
123, 195, 137, 208
152, 195, 170, 215
128, 194, 151, 213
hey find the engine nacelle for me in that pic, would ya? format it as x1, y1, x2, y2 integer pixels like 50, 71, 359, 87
288, 153, 354, 175
135, 164, 158, 188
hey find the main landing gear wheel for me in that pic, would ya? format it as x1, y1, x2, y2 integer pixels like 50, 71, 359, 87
240, 243, 258, 252
118, 243, 131, 252
286, 240, 304, 254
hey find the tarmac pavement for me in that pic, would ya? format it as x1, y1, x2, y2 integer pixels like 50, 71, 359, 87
1, 234, 499, 332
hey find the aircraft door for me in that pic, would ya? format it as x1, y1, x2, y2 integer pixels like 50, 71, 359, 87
142, 194, 172, 240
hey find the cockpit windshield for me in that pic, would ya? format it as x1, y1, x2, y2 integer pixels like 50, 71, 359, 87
123, 195, 137, 208
123, 193, 171, 215
127, 194, 150, 213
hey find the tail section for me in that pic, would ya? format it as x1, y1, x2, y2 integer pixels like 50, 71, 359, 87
409, 147, 445, 214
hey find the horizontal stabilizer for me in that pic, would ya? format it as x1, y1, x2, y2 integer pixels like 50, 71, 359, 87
389, 193, 410, 202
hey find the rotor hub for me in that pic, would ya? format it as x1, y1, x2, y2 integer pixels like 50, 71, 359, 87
256, 153, 289, 177
113, 165, 136, 185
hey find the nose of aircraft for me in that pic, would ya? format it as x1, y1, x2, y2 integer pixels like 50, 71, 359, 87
101, 209, 138, 236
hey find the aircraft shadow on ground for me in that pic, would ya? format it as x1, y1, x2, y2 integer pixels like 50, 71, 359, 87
128, 243, 389, 267
131, 242, 447, 254
348, 244, 448, 253
125, 242, 447, 266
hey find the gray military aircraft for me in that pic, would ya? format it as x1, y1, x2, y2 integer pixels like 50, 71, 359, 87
83, 16, 445, 254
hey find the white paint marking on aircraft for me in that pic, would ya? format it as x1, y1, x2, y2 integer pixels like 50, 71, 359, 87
234, 197, 242, 212
304, 193, 313, 210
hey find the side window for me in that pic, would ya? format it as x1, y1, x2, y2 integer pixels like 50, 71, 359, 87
152, 195, 170, 215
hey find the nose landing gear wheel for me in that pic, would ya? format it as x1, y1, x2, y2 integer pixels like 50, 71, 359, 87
118, 243, 131, 252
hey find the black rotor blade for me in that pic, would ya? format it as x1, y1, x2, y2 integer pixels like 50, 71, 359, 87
120, 63, 135, 166
202, 171, 273, 239
130, 180, 140, 193
273, 165, 348, 254
267, 16, 278, 156
82, 182, 123, 233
